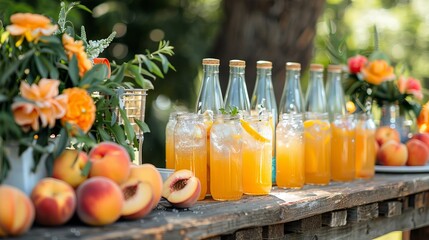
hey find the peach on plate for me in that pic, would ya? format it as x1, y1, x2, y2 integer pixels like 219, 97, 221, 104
76, 177, 124, 226
128, 164, 163, 209
406, 139, 429, 166
121, 179, 154, 220
411, 133, 429, 149
375, 126, 400, 146
31, 178, 76, 226
0, 185, 35, 237
377, 140, 408, 166
89, 142, 131, 184
52, 149, 89, 188
162, 169, 201, 208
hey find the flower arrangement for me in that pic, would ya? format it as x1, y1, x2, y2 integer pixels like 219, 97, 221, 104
344, 52, 423, 118
0, 2, 175, 182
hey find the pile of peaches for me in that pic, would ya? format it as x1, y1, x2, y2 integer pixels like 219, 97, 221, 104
376, 126, 429, 166
0, 142, 201, 238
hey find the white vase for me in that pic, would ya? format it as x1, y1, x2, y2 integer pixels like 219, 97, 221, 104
3, 142, 50, 196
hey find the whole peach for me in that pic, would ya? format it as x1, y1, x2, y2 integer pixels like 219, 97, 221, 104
52, 149, 89, 188
89, 142, 131, 184
0, 185, 35, 237
406, 139, 429, 166
377, 140, 408, 166
375, 126, 400, 146
76, 177, 124, 226
411, 133, 429, 149
31, 178, 76, 226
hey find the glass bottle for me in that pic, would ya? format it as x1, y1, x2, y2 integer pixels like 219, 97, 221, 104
305, 64, 327, 113
241, 114, 272, 195
196, 58, 224, 115
331, 114, 356, 182
195, 58, 223, 196
355, 113, 376, 179
250, 60, 277, 185
174, 113, 207, 200
210, 114, 242, 201
276, 113, 304, 189
325, 64, 346, 122
224, 60, 250, 112
279, 62, 304, 114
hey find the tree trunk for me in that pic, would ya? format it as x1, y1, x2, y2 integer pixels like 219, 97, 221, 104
212, 0, 326, 105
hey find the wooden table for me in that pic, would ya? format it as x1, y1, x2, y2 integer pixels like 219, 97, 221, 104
21, 173, 429, 239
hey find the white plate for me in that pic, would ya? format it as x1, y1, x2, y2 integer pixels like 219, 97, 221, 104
375, 164, 429, 173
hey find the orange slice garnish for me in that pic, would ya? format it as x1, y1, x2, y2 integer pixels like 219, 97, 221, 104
240, 119, 270, 142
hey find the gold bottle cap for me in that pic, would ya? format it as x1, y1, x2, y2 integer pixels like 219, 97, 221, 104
229, 59, 246, 67
202, 58, 220, 65
286, 62, 301, 70
310, 64, 324, 72
256, 60, 272, 69
328, 64, 342, 73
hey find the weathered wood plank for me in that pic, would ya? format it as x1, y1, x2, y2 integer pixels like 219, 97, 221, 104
20, 174, 429, 239
379, 201, 402, 217
322, 210, 347, 227
285, 206, 429, 240
347, 203, 378, 223
410, 192, 426, 209
284, 215, 322, 233
262, 223, 284, 239
229, 227, 262, 240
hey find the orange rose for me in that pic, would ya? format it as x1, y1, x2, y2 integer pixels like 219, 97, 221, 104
61, 88, 96, 134
12, 79, 67, 132
62, 34, 92, 77
418, 102, 429, 133
93, 58, 111, 78
6, 13, 58, 45
361, 60, 395, 85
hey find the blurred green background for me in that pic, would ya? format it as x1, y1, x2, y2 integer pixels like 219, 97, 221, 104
2, 0, 428, 167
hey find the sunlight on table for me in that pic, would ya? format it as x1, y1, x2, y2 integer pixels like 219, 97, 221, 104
373, 231, 402, 240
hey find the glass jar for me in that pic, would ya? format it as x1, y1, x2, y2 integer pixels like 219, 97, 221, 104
165, 112, 178, 169
241, 114, 272, 195
250, 60, 278, 185
304, 112, 331, 185
326, 64, 346, 122
210, 114, 242, 201
174, 113, 207, 200
305, 63, 327, 113
279, 62, 304, 114
224, 60, 250, 112
355, 113, 376, 179
331, 114, 356, 182
276, 113, 304, 189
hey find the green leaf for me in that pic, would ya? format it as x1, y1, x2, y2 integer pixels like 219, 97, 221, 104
68, 54, 79, 86
53, 129, 69, 160
81, 161, 92, 177
80, 64, 106, 87
96, 126, 112, 141
109, 125, 127, 145
158, 53, 169, 73
111, 64, 125, 83
118, 108, 136, 141
134, 119, 150, 133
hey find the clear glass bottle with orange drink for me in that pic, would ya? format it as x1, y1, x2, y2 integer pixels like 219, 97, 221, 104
331, 114, 356, 182
304, 112, 331, 185
276, 113, 304, 189
241, 113, 272, 195
355, 113, 376, 179
210, 114, 242, 201
174, 113, 207, 200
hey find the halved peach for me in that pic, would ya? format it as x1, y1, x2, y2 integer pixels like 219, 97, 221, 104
121, 179, 154, 220
128, 164, 163, 209
162, 169, 201, 208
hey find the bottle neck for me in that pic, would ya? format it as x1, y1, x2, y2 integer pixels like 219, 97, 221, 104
196, 64, 223, 114
279, 69, 304, 114
224, 66, 250, 111
326, 71, 346, 121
